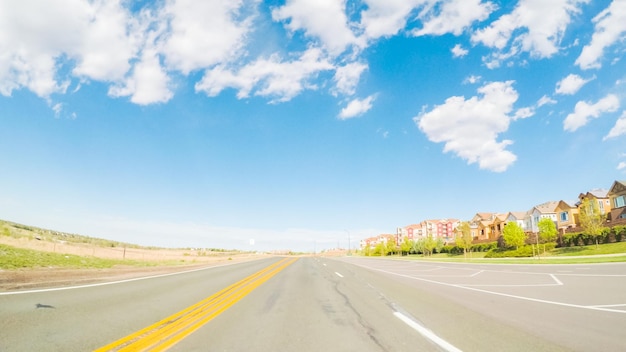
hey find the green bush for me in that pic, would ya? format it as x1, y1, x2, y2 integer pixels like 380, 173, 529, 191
485, 245, 534, 258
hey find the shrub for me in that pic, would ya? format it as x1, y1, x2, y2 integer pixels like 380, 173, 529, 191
485, 245, 534, 258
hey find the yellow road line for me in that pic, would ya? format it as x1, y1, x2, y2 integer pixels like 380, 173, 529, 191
96, 257, 298, 352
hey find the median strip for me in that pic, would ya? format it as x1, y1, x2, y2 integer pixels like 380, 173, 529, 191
96, 257, 298, 352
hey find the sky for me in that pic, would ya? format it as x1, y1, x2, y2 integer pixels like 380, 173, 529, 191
1, 0, 625, 252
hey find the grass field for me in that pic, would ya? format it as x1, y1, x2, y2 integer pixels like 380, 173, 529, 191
0, 244, 171, 269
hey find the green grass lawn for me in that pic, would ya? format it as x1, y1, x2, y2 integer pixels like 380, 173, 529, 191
370, 241, 626, 264
550, 241, 626, 256
0, 244, 164, 269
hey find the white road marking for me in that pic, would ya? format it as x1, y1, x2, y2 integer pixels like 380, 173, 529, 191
366, 267, 626, 314
335, 272, 344, 278
549, 274, 563, 285
0, 261, 242, 296
469, 270, 484, 277
588, 304, 626, 308
394, 312, 462, 352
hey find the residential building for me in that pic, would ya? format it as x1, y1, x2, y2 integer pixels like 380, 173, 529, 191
471, 213, 496, 240
578, 188, 612, 217
608, 180, 626, 225
490, 213, 507, 240
554, 200, 577, 233
526, 201, 559, 233
505, 211, 526, 230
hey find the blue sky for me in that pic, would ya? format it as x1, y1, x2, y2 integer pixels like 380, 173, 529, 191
1, 0, 625, 252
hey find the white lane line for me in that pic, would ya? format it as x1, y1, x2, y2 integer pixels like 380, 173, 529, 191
549, 274, 563, 285
394, 312, 462, 352
335, 272, 344, 278
365, 267, 626, 314
469, 270, 484, 277
588, 304, 626, 308
0, 261, 246, 296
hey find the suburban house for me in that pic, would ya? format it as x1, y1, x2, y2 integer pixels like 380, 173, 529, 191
471, 213, 496, 241
554, 200, 578, 233
526, 201, 559, 233
578, 189, 612, 216
607, 180, 626, 225
505, 211, 526, 229
489, 213, 508, 240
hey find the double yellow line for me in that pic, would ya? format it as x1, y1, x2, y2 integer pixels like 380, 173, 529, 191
96, 257, 298, 352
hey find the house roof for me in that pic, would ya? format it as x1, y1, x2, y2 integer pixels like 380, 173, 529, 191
496, 213, 507, 221
558, 200, 577, 208
579, 188, 609, 199
533, 201, 559, 214
608, 180, 626, 195
474, 212, 495, 221
507, 211, 526, 220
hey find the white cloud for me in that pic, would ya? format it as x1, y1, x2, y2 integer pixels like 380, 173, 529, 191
604, 110, 626, 140
451, 44, 469, 58
0, 0, 86, 97
195, 47, 334, 103
338, 95, 376, 119
618, 161, 626, 170
162, 0, 253, 74
555, 73, 593, 95
513, 107, 535, 120
472, 0, 588, 67
71, 0, 137, 82
537, 95, 557, 107
109, 48, 173, 105
52, 103, 63, 117
412, 0, 495, 36
272, 0, 361, 55
333, 62, 368, 96
464, 75, 482, 84
359, 0, 428, 39
576, 0, 626, 70
415, 81, 519, 172
563, 94, 620, 132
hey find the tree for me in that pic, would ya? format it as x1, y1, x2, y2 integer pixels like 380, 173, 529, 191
538, 218, 557, 254
423, 233, 437, 256
579, 198, 606, 249
502, 221, 526, 249
455, 221, 473, 259
400, 237, 412, 255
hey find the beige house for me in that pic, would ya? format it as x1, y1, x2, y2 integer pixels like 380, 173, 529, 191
578, 189, 612, 219
490, 213, 507, 240
554, 200, 577, 233
471, 213, 496, 241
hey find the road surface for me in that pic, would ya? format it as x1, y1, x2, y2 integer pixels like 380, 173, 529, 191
2, 256, 625, 351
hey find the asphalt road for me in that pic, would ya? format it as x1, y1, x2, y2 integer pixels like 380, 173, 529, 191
2, 256, 625, 351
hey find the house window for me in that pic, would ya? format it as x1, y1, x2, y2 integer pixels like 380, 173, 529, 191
599, 201, 605, 213
560, 212, 568, 221
615, 195, 626, 208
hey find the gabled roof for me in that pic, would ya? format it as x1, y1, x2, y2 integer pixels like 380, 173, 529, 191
533, 201, 559, 214
507, 211, 526, 220
579, 188, 609, 200
608, 180, 626, 195
557, 200, 577, 209
473, 212, 495, 221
